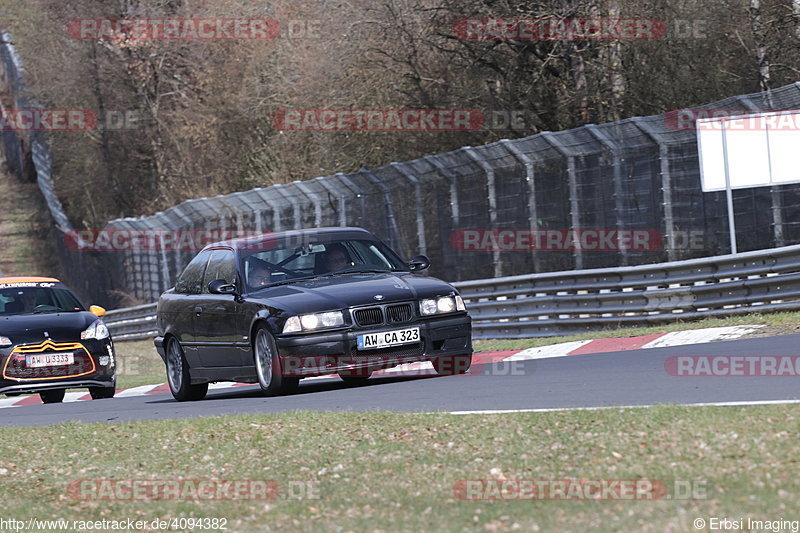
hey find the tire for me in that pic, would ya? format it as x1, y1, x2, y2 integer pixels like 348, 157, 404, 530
254, 326, 293, 396
338, 368, 372, 384
166, 337, 208, 402
89, 385, 116, 399
39, 389, 65, 404
432, 354, 472, 376
280, 377, 300, 394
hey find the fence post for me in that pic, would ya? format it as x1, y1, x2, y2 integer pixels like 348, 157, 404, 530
315, 177, 348, 227
736, 95, 784, 247
390, 162, 427, 257
633, 119, 677, 261
540, 133, 583, 270
424, 155, 463, 278
585, 124, 628, 266
294, 180, 323, 227
359, 168, 402, 252
272, 184, 302, 228
463, 147, 502, 278
424, 155, 461, 224
335, 173, 366, 228
253, 187, 283, 232
501, 139, 541, 272
165, 206, 194, 288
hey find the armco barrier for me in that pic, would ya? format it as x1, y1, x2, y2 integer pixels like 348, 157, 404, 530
105, 244, 800, 341
104, 303, 158, 341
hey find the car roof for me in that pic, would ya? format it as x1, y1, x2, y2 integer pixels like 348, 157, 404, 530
202, 227, 377, 252
0, 276, 61, 284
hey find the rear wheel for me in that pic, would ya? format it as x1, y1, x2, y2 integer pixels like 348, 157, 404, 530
89, 385, 116, 399
254, 326, 295, 396
166, 338, 208, 401
39, 389, 65, 404
432, 354, 472, 376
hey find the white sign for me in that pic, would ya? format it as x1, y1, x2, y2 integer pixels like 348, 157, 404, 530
697, 110, 800, 192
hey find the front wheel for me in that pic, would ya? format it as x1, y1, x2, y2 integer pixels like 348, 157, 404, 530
166, 338, 208, 401
254, 327, 294, 396
39, 389, 65, 404
432, 354, 472, 376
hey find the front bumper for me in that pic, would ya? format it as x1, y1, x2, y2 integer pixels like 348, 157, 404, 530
0, 339, 116, 395
275, 313, 472, 377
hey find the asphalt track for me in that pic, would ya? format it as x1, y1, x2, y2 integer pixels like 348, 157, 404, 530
2, 334, 799, 427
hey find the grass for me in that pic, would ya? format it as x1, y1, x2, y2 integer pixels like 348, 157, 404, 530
112, 310, 800, 390
114, 339, 167, 389
0, 405, 798, 532
0, 159, 59, 277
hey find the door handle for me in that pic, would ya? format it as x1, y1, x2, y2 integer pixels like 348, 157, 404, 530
194, 306, 203, 315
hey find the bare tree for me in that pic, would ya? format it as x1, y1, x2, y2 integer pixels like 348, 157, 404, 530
749, 0, 773, 105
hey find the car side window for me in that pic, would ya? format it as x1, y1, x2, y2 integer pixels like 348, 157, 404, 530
175, 250, 212, 294
203, 250, 237, 293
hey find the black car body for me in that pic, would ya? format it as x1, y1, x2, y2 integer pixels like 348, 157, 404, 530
0, 277, 116, 403
154, 227, 472, 401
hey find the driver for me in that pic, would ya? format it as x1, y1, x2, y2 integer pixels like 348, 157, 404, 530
323, 243, 351, 272
247, 260, 272, 289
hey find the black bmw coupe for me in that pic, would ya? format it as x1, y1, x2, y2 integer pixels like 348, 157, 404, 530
0, 277, 116, 403
154, 227, 472, 401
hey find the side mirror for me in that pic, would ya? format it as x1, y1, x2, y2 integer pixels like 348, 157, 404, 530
408, 255, 430, 272
89, 305, 106, 317
208, 279, 239, 296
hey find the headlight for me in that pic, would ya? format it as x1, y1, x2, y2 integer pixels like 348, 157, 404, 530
420, 295, 463, 316
0, 336, 12, 347
81, 319, 109, 340
282, 311, 344, 333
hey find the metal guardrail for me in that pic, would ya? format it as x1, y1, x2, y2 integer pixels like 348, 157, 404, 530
104, 244, 800, 341
104, 303, 158, 341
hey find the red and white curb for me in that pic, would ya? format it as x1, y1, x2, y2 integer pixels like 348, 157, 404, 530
506, 325, 765, 362
0, 325, 764, 408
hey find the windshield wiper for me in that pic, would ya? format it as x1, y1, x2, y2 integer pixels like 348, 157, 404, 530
257, 269, 404, 289
335, 268, 405, 274
263, 276, 320, 288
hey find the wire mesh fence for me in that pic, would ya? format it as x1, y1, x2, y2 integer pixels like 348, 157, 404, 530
2, 32, 800, 307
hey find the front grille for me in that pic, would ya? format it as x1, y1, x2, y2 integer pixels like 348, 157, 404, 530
369, 342, 424, 358
386, 303, 413, 323
4, 340, 95, 380
347, 342, 424, 360
354, 307, 383, 326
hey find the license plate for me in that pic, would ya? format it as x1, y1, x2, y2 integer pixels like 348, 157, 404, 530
357, 327, 420, 350
26, 353, 74, 368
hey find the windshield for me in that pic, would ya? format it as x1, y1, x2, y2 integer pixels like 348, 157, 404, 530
240, 238, 409, 292
0, 286, 85, 315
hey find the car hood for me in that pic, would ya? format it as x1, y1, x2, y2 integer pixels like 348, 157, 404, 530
0, 312, 97, 344
251, 272, 457, 315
